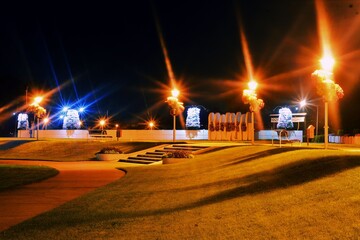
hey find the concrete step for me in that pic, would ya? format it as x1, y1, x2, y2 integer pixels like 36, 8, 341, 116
146, 152, 164, 156
163, 147, 201, 151
127, 156, 162, 162
120, 144, 212, 165
172, 145, 209, 149
137, 154, 163, 159
119, 159, 154, 164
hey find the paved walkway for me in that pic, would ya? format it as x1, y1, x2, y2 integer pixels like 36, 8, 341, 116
0, 160, 126, 232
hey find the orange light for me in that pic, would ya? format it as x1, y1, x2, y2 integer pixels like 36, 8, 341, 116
99, 120, 105, 126
320, 55, 335, 72
43, 117, 49, 124
171, 88, 179, 98
34, 96, 43, 104
248, 80, 258, 91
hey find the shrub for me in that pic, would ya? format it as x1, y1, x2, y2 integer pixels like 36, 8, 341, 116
162, 150, 194, 159
98, 147, 123, 154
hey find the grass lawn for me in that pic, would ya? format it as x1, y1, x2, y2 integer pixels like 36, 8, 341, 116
1, 144, 360, 239
0, 140, 172, 161
0, 165, 59, 191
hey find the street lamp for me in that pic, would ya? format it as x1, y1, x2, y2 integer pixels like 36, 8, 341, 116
299, 99, 319, 139
242, 80, 264, 144
312, 54, 344, 149
27, 96, 46, 140
43, 117, 49, 130
166, 88, 184, 142
148, 121, 155, 130
99, 119, 106, 134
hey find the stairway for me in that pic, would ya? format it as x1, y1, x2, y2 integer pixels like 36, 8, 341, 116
119, 144, 210, 165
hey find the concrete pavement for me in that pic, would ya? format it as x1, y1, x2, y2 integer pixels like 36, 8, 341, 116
0, 160, 126, 232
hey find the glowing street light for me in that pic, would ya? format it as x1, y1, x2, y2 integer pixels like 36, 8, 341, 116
43, 117, 49, 130
34, 96, 43, 105
312, 54, 344, 149
299, 99, 319, 138
166, 88, 184, 142
27, 96, 46, 140
299, 100, 307, 108
242, 79, 264, 145
248, 80, 258, 91
148, 121, 155, 130
99, 119, 106, 133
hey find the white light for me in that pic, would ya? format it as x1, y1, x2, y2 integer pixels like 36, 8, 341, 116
171, 88, 180, 98
300, 100, 307, 108
248, 80, 258, 91
320, 55, 335, 72
34, 96, 43, 104
79, 107, 85, 112
63, 107, 69, 112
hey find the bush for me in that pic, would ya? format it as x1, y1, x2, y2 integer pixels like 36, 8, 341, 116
98, 147, 123, 154
162, 150, 194, 159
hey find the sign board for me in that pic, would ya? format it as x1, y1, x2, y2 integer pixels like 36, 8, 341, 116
270, 113, 306, 123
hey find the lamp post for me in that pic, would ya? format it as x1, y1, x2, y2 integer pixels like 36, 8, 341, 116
166, 88, 184, 142
242, 80, 264, 145
148, 121, 155, 130
312, 54, 344, 149
299, 100, 319, 138
43, 117, 49, 130
99, 119, 106, 135
27, 96, 46, 140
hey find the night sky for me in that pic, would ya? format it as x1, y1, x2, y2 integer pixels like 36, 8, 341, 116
1, 0, 360, 135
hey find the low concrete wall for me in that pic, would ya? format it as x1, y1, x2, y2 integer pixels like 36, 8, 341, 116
18, 129, 209, 141
256, 130, 303, 142
329, 135, 360, 144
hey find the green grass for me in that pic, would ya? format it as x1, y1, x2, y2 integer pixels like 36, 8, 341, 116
0, 165, 59, 191
2, 145, 360, 239
0, 140, 171, 161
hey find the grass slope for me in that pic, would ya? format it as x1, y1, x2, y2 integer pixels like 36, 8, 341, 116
2, 145, 360, 239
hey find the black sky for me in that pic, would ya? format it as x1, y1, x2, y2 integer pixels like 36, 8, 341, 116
0, 0, 360, 135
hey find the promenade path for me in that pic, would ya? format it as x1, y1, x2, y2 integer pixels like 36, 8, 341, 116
0, 160, 126, 232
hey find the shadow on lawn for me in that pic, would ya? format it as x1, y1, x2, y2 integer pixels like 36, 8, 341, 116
222, 147, 305, 167
125, 155, 360, 217
0, 140, 32, 150
185, 155, 360, 208
6, 154, 360, 232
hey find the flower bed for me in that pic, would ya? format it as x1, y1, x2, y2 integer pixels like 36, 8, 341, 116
162, 150, 194, 164
95, 147, 123, 161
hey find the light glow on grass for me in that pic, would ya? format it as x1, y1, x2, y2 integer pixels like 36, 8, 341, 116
2, 144, 360, 239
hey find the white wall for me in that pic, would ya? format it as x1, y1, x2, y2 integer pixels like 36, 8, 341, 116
257, 130, 303, 142
17, 129, 209, 141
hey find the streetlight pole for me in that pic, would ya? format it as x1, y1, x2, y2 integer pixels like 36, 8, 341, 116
27, 96, 45, 141
251, 111, 255, 145
166, 88, 184, 142
312, 54, 344, 149
173, 114, 176, 142
242, 80, 264, 145
316, 105, 319, 138
324, 101, 329, 149
36, 116, 39, 140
